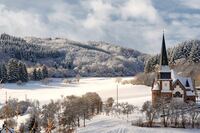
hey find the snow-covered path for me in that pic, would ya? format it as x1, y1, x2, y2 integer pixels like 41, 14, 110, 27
77, 115, 200, 133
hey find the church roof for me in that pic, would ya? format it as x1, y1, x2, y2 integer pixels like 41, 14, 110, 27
152, 81, 160, 90
160, 33, 168, 66
171, 69, 195, 96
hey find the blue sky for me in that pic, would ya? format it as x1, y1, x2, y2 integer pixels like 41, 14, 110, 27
0, 0, 200, 54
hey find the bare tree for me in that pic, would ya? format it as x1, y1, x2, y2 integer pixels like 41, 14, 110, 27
141, 101, 159, 127
119, 102, 137, 120
76, 74, 81, 83
188, 102, 200, 128
157, 98, 170, 127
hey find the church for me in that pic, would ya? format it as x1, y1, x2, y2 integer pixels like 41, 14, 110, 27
152, 33, 196, 106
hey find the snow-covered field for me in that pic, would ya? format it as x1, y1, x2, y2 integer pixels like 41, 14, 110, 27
0, 77, 199, 133
0, 77, 150, 106
77, 115, 200, 133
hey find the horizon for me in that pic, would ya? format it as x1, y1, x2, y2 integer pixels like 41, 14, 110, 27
0, 0, 200, 53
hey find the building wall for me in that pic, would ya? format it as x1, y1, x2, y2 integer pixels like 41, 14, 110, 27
161, 81, 171, 92
160, 92, 172, 99
152, 90, 160, 106
185, 96, 196, 102
172, 85, 184, 101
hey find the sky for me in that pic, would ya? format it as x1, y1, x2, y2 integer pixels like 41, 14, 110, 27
0, 0, 200, 54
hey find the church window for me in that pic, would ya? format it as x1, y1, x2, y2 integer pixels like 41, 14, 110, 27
160, 72, 171, 79
173, 91, 182, 98
185, 80, 190, 87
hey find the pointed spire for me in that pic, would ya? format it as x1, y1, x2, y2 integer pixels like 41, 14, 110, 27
160, 32, 168, 66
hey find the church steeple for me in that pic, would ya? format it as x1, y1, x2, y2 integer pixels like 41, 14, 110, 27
160, 33, 168, 66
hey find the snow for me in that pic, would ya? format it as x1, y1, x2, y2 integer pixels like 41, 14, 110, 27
171, 70, 194, 91
0, 114, 30, 130
77, 115, 200, 133
0, 77, 151, 107
152, 82, 159, 90
0, 77, 199, 132
186, 91, 195, 96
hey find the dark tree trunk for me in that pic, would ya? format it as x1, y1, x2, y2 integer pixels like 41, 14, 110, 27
77, 117, 80, 127
83, 113, 86, 127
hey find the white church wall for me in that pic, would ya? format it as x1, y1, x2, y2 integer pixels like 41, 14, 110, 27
161, 81, 171, 92
172, 85, 184, 101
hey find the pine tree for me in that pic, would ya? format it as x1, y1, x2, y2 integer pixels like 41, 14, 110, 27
33, 68, 37, 81
18, 62, 23, 82
23, 64, 28, 82
1, 64, 8, 83
189, 43, 200, 63
7, 59, 19, 83
18, 62, 28, 82
42, 65, 48, 79
37, 69, 43, 80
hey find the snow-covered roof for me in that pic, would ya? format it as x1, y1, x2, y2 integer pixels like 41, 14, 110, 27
152, 82, 160, 90
171, 69, 194, 91
186, 91, 195, 96
0, 127, 14, 133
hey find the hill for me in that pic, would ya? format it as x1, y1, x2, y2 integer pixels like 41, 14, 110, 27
0, 33, 146, 77
24, 36, 146, 77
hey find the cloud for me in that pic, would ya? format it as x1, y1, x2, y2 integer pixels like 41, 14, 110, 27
0, 4, 48, 37
120, 0, 160, 23
181, 0, 200, 9
0, 0, 200, 54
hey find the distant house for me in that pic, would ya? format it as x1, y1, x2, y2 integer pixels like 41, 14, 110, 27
152, 33, 197, 106
0, 128, 14, 133
0, 124, 14, 133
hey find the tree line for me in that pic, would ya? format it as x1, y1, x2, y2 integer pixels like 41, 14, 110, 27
0, 58, 49, 83
0, 33, 65, 62
137, 99, 200, 128
0, 92, 102, 132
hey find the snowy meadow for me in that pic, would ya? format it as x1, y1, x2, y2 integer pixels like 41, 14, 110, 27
0, 77, 150, 107
0, 77, 200, 133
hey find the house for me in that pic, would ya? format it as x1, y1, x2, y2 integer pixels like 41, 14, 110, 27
0, 128, 14, 133
152, 33, 196, 106
0, 123, 14, 133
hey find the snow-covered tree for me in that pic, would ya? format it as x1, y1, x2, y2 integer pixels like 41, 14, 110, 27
36, 69, 43, 80
141, 101, 159, 127
189, 42, 200, 63
18, 62, 28, 82
32, 68, 37, 81
7, 59, 19, 83
26, 114, 41, 133
42, 65, 48, 79
0, 63, 8, 83
41, 100, 59, 128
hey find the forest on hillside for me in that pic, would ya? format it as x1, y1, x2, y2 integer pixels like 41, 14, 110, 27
0, 33, 145, 78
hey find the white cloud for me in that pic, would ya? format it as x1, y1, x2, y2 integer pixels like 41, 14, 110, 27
0, 4, 48, 37
0, 0, 200, 54
83, 0, 115, 29
181, 0, 200, 9
120, 0, 160, 23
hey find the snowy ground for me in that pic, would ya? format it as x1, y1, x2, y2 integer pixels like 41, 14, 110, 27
0, 77, 199, 133
77, 115, 200, 133
0, 77, 151, 106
